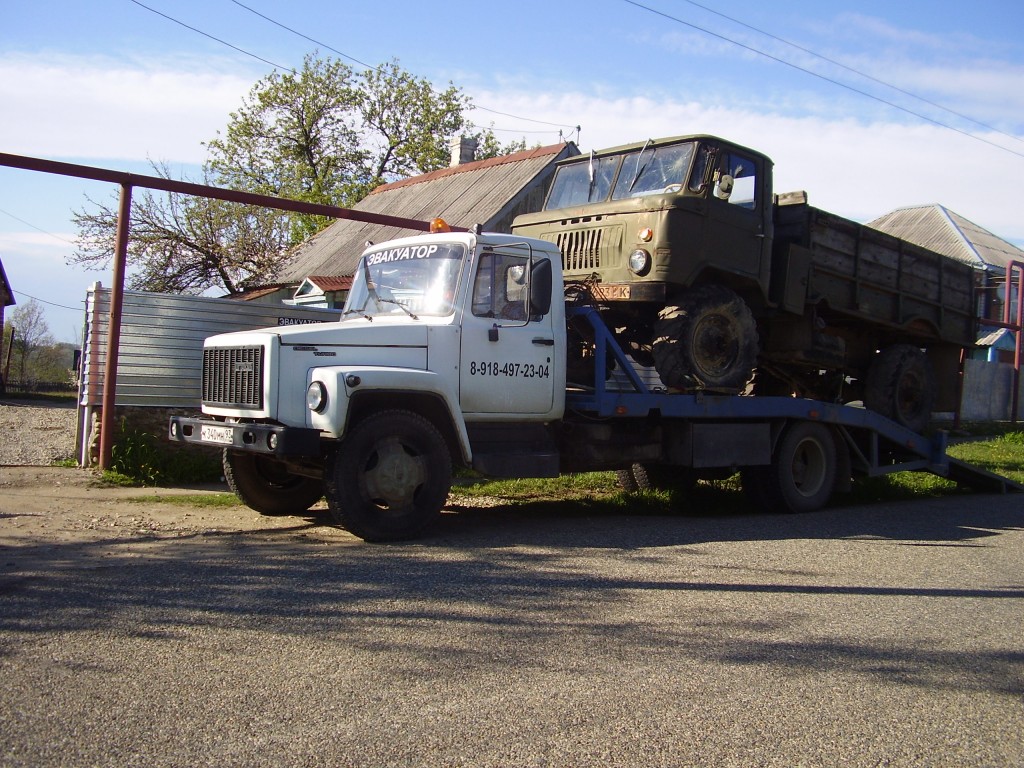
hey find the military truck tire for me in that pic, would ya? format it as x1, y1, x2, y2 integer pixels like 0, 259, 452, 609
741, 421, 837, 514
325, 410, 451, 542
223, 450, 323, 516
652, 285, 758, 392
864, 344, 936, 433
616, 463, 696, 493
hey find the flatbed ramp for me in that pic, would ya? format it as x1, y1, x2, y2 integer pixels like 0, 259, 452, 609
566, 304, 1024, 498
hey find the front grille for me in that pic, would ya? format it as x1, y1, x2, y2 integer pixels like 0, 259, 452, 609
556, 229, 603, 273
203, 346, 264, 409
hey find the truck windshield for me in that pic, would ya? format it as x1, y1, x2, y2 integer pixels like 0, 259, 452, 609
543, 141, 696, 209
343, 242, 466, 317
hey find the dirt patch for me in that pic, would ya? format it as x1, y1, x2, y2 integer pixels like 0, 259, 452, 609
0, 466, 345, 570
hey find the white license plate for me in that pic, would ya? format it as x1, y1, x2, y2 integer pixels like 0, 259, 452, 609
200, 424, 235, 445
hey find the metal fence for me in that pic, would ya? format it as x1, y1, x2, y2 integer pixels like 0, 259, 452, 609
80, 286, 339, 409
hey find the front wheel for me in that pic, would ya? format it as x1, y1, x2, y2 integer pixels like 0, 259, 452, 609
223, 450, 324, 516
325, 410, 452, 542
741, 422, 837, 514
652, 285, 759, 393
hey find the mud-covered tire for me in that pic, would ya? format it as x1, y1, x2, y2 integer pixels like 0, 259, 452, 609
616, 463, 697, 493
864, 344, 936, 433
325, 410, 451, 542
652, 285, 758, 392
741, 422, 837, 514
223, 450, 324, 516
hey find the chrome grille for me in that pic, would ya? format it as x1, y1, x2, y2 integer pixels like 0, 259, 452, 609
556, 229, 603, 273
202, 346, 264, 409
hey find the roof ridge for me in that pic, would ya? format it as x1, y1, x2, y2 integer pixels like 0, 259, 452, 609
933, 204, 984, 265
370, 142, 574, 195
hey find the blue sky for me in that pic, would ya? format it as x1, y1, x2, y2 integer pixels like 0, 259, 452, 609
2, 0, 1023, 341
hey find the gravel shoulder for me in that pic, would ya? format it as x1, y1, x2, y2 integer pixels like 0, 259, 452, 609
0, 400, 79, 466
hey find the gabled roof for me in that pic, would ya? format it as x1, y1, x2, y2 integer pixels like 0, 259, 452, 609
277, 142, 579, 282
0, 257, 15, 307
868, 204, 1023, 272
305, 275, 352, 292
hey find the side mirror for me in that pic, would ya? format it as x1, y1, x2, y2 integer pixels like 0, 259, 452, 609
715, 174, 734, 200
529, 258, 552, 317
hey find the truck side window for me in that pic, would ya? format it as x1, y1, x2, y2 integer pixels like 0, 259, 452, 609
713, 153, 758, 210
472, 252, 530, 321
688, 145, 712, 192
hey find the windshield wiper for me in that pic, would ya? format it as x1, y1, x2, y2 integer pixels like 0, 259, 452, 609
373, 296, 419, 320
627, 138, 653, 193
586, 150, 598, 202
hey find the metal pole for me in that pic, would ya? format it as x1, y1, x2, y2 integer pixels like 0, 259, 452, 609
98, 183, 132, 470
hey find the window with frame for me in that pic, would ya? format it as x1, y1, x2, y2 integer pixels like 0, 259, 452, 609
471, 251, 530, 321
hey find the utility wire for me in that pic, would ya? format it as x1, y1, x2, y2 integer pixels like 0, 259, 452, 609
11, 290, 83, 313
128, 0, 291, 71
676, 0, 1023, 146
227, 0, 578, 132
622, 0, 1024, 162
0, 207, 77, 246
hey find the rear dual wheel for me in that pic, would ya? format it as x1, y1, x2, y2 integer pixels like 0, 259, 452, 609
741, 421, 837, 514
616, 463, 696, 493
864, 344, 936, 433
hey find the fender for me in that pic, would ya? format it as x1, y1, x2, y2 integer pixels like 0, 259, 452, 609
307, 365, 472, 463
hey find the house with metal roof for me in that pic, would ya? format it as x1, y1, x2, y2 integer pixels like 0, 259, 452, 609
275, 139, 580, 307
868, 204, 1023, 328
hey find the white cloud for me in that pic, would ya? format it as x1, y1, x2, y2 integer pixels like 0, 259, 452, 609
0, 52, 254, 163
472, 89, 1024, 246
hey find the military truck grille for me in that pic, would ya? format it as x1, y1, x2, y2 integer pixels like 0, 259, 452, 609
555, 229, 603, 273
202, 346, 264, 409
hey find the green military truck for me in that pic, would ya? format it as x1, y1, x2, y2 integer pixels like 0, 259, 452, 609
511, 134, 976, 432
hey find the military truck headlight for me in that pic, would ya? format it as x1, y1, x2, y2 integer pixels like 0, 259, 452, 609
628, 249, 652, 276
306, 381, 328, 413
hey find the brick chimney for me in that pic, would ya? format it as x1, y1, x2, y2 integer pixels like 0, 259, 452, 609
449, 136, 477, 167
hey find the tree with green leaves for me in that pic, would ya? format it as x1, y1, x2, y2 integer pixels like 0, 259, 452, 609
71, 54, 523, 295
2, 299, 72, 385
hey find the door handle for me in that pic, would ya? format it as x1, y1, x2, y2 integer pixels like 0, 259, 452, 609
532, 338, 555, 346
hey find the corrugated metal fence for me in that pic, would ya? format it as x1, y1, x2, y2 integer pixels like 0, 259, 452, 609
81, 286, 339, 408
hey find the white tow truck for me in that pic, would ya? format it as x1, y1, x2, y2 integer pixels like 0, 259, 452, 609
169, 223, 1021, 541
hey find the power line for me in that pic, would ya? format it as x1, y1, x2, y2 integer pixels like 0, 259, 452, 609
621, 0, 1024, 162
676, 0, 1023, 147
227, 0, 578, 133
11, 290, 83, 313
127, 0, 291, 71
0, 207, 77, 246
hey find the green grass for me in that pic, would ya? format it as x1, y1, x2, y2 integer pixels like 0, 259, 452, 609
453, 429, 1024, 511
123, 493, 242, 508
106, 421, 222, 486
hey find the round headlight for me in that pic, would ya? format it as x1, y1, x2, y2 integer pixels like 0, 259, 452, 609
306, 381, 328, 412
628, 249, 651, 276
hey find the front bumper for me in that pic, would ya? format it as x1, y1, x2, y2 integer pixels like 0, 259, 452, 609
168, 417, 323, 458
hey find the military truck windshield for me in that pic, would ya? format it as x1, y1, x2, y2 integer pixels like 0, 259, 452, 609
543, 154, 619, 209
344, 242, 465, 317
611, 142, 695, 199
543, 142, 696, 210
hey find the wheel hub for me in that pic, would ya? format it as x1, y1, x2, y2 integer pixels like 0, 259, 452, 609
363, 438, 426, 508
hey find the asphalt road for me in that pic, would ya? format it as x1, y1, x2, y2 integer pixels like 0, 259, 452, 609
2, 475, 1023, 767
